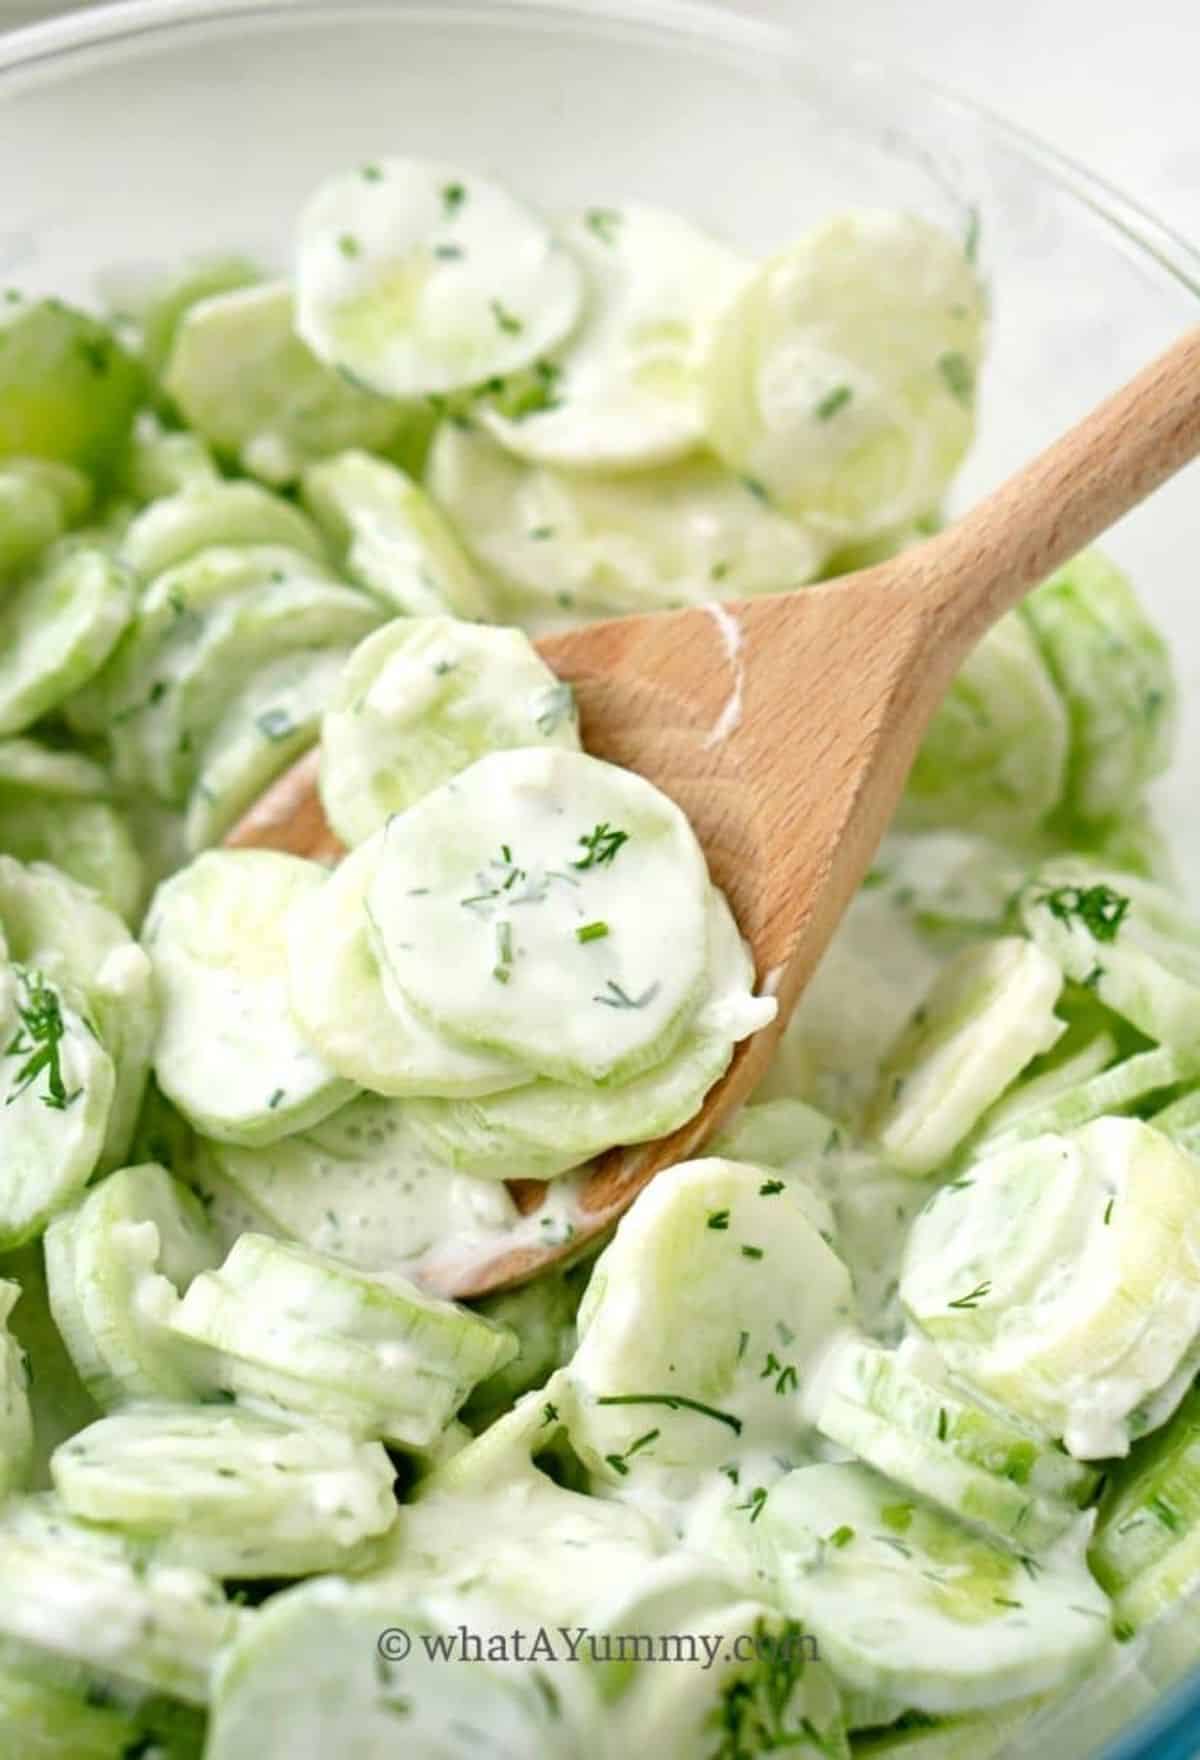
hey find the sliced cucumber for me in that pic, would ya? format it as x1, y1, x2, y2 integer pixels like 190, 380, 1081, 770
369, 746, 712, 1085
0, 1493, 237, 1707
120, 482, 327, 581
479, 203, 747, 472
427, 420, 827, 620
1021, 549, 1174, 825
195, 1092, 520, 1274
296, 157, 583, 397
286, 834, 528, 1097
138, 253, 261, 379
44, 1163, 219, 1408
968, 1043, 1185, 1161
1090, 1382, 1200, 1628
144, 850, 356, 1145
0, 1671, 206, 1760
901, 1119, 1200, 1458
0, 961, 115, 1249
207, 1576, 594, 1759
0, 1280, 32, 1495
164, 280, 411, 484
302, 448, 499, 618
123, 417, 221, 503
1151, 1085, 1200, 1157
463, 1263, 588, 1431
184, 645, 350, 851
750, 1462, 1109, 1712
403, 887, 773, 1179
168, 1232, 517, 1447
708, 1096, 839, 1240
1019, 861, 1200, 1061
566, 1155, 854, 1476
0, 856, 156, 1170
53, 1403, 398, 1577
0, 794, 143, 926
0, 1242, 100, 1489
0, 296, 143, 481
0, 737, 109, 799
852, 1700, 1048, 1760
901, 614, 1070, 839
0, 458, 91, 581
319, 615, 581, 845
0, 545, 134, 736
701, 212, 985, 542
865, 939, 1064, 1176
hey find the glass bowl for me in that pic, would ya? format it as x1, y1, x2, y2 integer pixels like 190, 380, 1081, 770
2, 3, 1199, 1754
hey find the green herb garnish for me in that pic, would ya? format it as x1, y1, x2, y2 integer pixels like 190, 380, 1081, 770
594, 979, 660, 1011
947, 1280, 991, 1310
707, 1209, 731, 1231
493, 920, 514, 984
442, 181, 467, 216
603, 1428, 660, 1477
938, 350, 974, 405
1038, 882, 1130, 943
585, 208, 622, 246
489, 298, 523, 336
596, 1393, 742, 1435
576, 921, 609, 944
572, 822, 629, 869
815, 384, 853, 421
4, 967, 80, 1113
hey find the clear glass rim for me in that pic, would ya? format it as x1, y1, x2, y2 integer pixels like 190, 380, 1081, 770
2, 0, 1199, 305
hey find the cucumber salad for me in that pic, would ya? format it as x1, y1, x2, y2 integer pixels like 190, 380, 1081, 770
0, 154, 1196, 1760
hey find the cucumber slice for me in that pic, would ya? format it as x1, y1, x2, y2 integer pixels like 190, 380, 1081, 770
0, 794, 143, 926
369, 746, 712, 1085
195, 1092, 520, 1274
0, 296, 143, 481
302, 448, 498, 619
207, 1577, 593, 1759
901, 1119, 1200, 1457
286, 835, 528, 1097
168, 1232, 517, 1447
403, 887, 774, 1179
0, 856, 156, 1170
1019, 861, 1200, 1061
700, 212, 985, 541
463, 1263, 588, 1431
0, 1493, 237, 1707
53, 1403, 398, 1577
1091, 1382, 1200, 1623
44, 1163, 220, 1408
319, 616, 581, 846
0, 1670, 142, 1759
427, 421, 827, 620
1021, 550, 1174, 824
1152, 1085, 1200, 1157
0, 962, 115, 1249
296, 157, 583, 398
123, 418, 221, 504
852, 1700, 1047, 1760
749, 1462, 1109, 1713
164, 280, 411, 485
0, 545, 134, 735
185, 645, 350, 851
479, 204, 747, 472
0, 1280, 32, 1495
139, 253, 261, 379
120, 482, 327, 581
708, 1097, 839, 1241
865, 940, 1064, 1176
901, 614, 1070, 839
0, 458, 90, 581
0, 737, 109, 799
144, 850, 356, 1145
566, 1155, 855, 1476
0, 1243, 100, 1488
968, 1043, 1185, 1161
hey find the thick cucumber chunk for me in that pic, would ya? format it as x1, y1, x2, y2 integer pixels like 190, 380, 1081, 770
0, 297, 143, 480
865, 940, 1064, 1176
52, 1403, 398, 1577
144, 850, 356, 1145
479, 203, 748, 473
302, 448, 498, 618
0, 545, 134, 736
0, 857, 156, 1170
120, 482, 328, 581
901, 1119, 1200, 1457
286, 836, 528, 1097
427, 421, 827, 620
565, 1157, 855, 1476
0, 1281, 32, 1495
296, 157, 583, 397
901, 614, 1070, 838
194, 1093, 520, 1274
1020, 549, 1175, 825
369, 746, 712, 1085
403, 888, 774, 1179
184, 644, 351, 851
0, 1494, 237, 1707
44, 1163, 219, 1408
164, 280, 411, 484
168, 1232, 517, 1447
319, 616, 581, 845
1090, 1382, 1200, 1630
748, 1463, 1109, 1712
1019, 861, 1200, 1061
0, 961, 115, 1249
700, 212, 986, 542
207, 1577, 595, 1760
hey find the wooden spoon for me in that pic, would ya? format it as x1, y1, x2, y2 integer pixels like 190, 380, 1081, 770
228, 327, 1200, 1296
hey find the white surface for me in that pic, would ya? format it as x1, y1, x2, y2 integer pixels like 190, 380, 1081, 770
1, 0, 1196, 244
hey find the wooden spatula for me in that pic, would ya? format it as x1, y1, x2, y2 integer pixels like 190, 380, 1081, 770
228, 327, 1200, 1296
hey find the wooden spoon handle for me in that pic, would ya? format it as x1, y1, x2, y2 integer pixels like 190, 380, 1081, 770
912, 325, 1200, 650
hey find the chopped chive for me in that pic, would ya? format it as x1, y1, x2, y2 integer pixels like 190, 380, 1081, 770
594, 979, 660, 1011
596, 1393, 742, 1435
489, 298, 523, 336
337, 233, 361, 259
707, 1209, 731, 1232
741, 1245, 764, 1261
585, 207, 622, 245
492, 921, 514, 984
576, 921, 609, 944
572, 822, 629, 869
815, 384, 853, 421
442, 181, 467, 216
947, 1280, 991, 1310
829, 1525, 855, 1549
938, 350, 974, 405
759, 1178, 785, 1196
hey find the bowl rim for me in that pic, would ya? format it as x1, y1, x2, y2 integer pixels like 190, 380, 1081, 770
2, 0, 1199, 303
